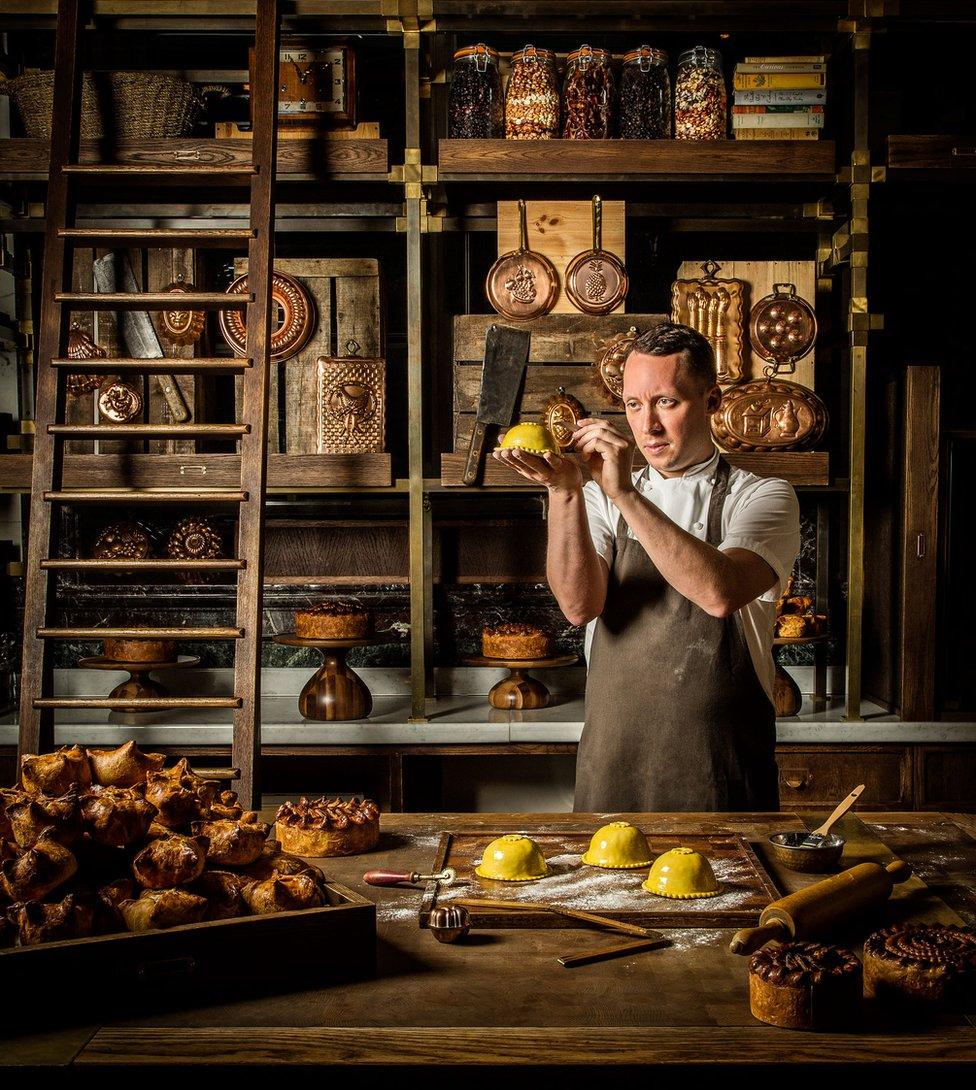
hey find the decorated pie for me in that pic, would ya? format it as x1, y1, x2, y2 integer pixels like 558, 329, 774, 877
294, 600, 372, 640
482, 622, 551, 661
275, 796, 380, 857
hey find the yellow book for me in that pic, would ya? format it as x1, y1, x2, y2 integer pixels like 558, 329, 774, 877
734, 128, 820, 140
733, 72, 827, 90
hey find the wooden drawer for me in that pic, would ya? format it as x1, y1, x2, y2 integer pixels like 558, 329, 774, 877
887, 135, 976, 171
914, 746, 976, 812
775, 745, 912, 810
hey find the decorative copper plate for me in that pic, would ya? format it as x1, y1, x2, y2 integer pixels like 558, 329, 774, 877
159, 275, 206, 347
749, 282, 817, 373
591, 326, 639, 406
93, 521, 154, 560
671, 259, 745, 385
66, 323, 106, 395
316, 355, 386, 454
486, 198, 558, 322
564, 195, 628, 316
97, 379, 143, 423
219, 271, 317, 363
543, 388, 585, 450
711, 378, 828, 452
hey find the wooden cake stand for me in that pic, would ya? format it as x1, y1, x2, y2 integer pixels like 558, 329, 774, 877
772, 633, 829, 717
274, 633, 399, 721
77, 654, 200, 712
462, 653, 578, 710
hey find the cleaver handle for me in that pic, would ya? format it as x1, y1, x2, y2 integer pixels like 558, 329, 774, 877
155, 374, 191, 423
463, 419, 491, 486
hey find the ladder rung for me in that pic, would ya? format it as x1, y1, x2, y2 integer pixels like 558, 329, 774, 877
44, 490, 248, 504
63, 164, 257, 183
33, 697, 243, 710
53, 358, 252, 373
55, 292, 250, 310
59, 228, 257, 248
37, 627, 245, 640
41, 559, 246, 571
48, 424, 249, 438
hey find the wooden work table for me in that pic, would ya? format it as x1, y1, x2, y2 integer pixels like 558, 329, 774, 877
4, 810, 976, 1068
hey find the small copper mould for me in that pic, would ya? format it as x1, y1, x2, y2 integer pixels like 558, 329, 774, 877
97, 379, 143, 424
749, 282, 817, 376
429, 904, 471, 944
66, 324, 106, 396
591, 326, 639, 407
219, 271, 317, 363
543, 388, 585, 451
159, 273, 206, 347
316, 351, 386, 454
671, 259, 745, 385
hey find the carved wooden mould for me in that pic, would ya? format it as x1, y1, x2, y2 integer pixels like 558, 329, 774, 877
711, 378, 828, 452
316, 356, 386, 454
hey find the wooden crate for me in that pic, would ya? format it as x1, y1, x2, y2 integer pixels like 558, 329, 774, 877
0, 879, 375, 1023
233, 257, 383, 454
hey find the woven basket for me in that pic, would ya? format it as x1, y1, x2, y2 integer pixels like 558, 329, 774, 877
0, 71, 202, 139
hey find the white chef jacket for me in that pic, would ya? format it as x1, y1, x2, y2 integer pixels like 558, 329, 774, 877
582, 446, 801, 704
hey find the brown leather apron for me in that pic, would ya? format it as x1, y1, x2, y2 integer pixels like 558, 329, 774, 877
574, 456, 779, 813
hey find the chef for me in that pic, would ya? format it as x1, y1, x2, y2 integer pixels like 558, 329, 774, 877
493, 322, 800, 812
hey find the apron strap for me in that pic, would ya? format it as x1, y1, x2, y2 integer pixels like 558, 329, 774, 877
706, 456, 732, 546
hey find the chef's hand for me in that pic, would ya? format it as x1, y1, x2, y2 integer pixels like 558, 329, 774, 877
570, 417, 634, 501
492, 446, 583, 493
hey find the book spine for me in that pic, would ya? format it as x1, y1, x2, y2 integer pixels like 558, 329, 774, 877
735, 61, 827, 72
732, 111, 825, 129
733, 72, 827, 89
733, 127, 820, 140
734, 89, 827, 105
733, 105, 825, 114
743, 55, 827, 63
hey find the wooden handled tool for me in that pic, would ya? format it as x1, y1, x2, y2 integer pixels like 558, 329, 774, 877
454, 896, 658, 940
364, 868, 457, 887
729, 859, 912, 955
799, 783, 865, 846
558, 935, 670, 969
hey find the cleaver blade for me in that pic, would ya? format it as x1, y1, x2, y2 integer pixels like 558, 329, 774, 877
462, 323, 530, 486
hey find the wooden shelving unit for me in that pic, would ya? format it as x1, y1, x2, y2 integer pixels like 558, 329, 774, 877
887, 135, 976, 172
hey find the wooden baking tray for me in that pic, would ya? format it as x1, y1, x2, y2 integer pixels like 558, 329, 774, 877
420, 828, 781, 929
1, 878, 375, 1023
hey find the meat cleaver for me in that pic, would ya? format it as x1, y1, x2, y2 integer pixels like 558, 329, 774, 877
462, 323, 530, 486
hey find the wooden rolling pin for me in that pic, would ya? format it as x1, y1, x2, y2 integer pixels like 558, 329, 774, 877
730, 859, 912, 955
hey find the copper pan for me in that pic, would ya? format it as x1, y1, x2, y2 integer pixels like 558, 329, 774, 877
486, 198, 558, 322
565, 195, 628, 316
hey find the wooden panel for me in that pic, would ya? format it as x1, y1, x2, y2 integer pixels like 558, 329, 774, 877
265, 522, 407, 578
887, 135, 976, 171
914, 747, 976, 811
775, 746, 913, 811
496, 200, 625, 313
438, 139, 836, 177
899, 366, 940, 720
0, 138, 390, 177
676, 259, 817, 390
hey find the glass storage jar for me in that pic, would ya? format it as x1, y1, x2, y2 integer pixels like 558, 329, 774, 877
619, 45, 671, 138
674, 45, 727, 140
504, 45, 560, 140
448, 43, 503, 138
562, 45, 615, 139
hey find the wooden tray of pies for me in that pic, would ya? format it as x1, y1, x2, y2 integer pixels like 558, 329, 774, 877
419, 825, 781, 930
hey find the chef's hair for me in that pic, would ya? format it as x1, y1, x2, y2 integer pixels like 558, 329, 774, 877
627, 322, 717, 391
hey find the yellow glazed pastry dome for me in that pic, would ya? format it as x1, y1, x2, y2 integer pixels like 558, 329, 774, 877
475, 834, 550, 881
642, 846, 720, 899
498, 422, 559, 456
581, 821, 654, 869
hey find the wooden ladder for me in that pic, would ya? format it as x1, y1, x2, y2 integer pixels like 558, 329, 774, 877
17, 0, 281, 808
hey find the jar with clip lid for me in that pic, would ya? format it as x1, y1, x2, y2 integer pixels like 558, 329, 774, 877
562, 45, 615, 139
449, 43, 503, 138
619, 45, 671, 139
674, 45, 727, 140
504, 45, 560, 140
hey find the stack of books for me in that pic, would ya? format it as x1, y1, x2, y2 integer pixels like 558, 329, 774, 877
731, 56, 826, 140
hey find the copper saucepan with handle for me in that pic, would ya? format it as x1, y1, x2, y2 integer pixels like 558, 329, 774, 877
485, 198, 558, 322
564, 194, 628, 316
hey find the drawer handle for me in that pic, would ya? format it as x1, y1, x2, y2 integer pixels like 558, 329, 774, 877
951, 147, 976, 158
136, 956, 197, 981
180, 464, 207, 477
783, 772, 810, 790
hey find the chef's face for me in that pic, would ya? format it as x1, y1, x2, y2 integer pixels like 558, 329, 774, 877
622, 352, 721, 478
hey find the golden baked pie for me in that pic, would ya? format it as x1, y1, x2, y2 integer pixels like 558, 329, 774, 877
102, 637, 177, 664
121, 888, 208, 932
241, 844, 326, 884
775, 614, 810, 639
749, 941, 863, 1030
6, 788, 82, 848
132, 834, 208, 889
242, 873, 324, 914
0, 830, 78, 901
275, 796, 380, 858
191, 817, 269, 867
863, 924, 976, 1007
294, 600, 371, 640
20, 745, 92, 797
12, 893, 98, 946
81, 786, 158, 848
191, 870, 247, 921
207, 789, 245, 821
87, 741, 166, 788
482, 622, 551, 661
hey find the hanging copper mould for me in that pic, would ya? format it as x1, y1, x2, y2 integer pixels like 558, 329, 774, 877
670, 259, 745, 385
486, 198, 558, 322
564, 195, 628, 316
97, 379, 143, 424
316, 353, 386, 454
710, 377, 828, 452
159, 273, 206, 347
749, 282, 817, 375
591, 326, 639, 406
66, 324, 106, 395
543, 388, 585, 451
219, 271, 317, 363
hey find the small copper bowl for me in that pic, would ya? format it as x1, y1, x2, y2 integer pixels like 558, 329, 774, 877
766, 831, 845, 874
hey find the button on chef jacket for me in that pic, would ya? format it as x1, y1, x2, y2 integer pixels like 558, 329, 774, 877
582, 446, 801, 703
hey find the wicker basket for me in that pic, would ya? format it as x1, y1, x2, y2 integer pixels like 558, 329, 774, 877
0, 71, 202, 139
